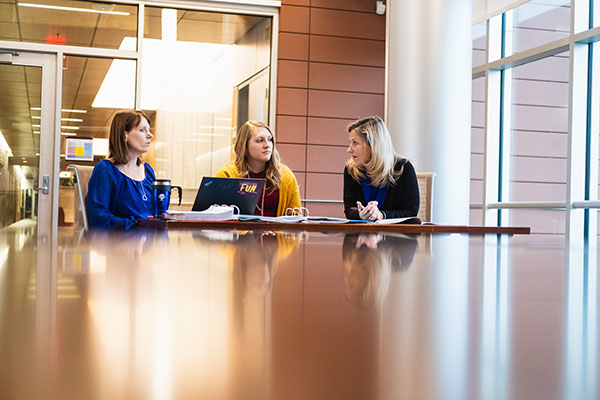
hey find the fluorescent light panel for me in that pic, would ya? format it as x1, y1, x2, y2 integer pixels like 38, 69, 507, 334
62, 109, 87, 113
31, 107, 88, 113
18, 3, 130, 16
32, 116, 83, 122
33, 125, 79, 130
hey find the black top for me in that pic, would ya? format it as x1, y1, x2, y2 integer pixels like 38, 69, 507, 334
343, 159, 420, 220
342, 233, 419, 271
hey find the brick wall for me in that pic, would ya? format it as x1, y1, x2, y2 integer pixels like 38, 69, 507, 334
276, 0, 386, 217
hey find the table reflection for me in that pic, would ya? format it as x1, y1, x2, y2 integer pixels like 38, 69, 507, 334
342, 233, 417, 307
0, 228, 598, 399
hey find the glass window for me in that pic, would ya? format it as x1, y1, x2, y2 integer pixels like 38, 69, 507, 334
58, 56, 137, 225
509, 209, 565, 235
506, 0, 570, 56
471, 76, 485, 225
0, 64, 41, 228
0, 0, 138, 49
143, 7, 273, 210
472, 21, 487, 67
508, 52, 569, 234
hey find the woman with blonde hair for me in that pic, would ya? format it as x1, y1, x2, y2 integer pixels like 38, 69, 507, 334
342, 233, 418, 307
216, 121, 301, 216
344, 116, 419, 221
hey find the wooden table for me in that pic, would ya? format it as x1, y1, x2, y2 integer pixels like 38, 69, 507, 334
141, 219, 531, 235
4, 223, 587, 400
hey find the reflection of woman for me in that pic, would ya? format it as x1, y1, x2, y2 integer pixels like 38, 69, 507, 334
342, 233, 418, 307
216, 121, 301, 217
232, 233, 279, 298
230, 232, 300, 298
344, 116, 420, 221
87, 110, 155, 230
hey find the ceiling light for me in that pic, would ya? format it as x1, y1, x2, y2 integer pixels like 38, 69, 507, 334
33, 131, 40, 134
61, 126, 79, 130
62, 109, 87, 113
32, 107, 88, 113
61, 132, 77, 136
18, 3, 130, 16
32, 124, 40, 128
32, 116, 84, 122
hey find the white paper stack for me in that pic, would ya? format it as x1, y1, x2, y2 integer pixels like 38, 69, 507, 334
165, 205, 239, 221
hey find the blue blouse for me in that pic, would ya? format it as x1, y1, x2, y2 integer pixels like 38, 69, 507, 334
361, 176, 388, 206
87, 160, 156, 230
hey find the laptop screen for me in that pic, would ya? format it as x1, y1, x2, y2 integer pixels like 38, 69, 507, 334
191, 177, 266, 215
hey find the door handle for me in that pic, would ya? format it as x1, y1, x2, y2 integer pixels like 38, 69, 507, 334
36, 175, 50, 194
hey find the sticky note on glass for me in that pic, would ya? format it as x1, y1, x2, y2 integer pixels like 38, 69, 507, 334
65, 138, 93, 161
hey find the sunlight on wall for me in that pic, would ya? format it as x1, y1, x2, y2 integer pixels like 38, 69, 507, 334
91, 12, 271, 207
92, 37, 231, 111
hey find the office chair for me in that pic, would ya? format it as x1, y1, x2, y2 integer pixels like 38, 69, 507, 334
67, 165, 94, 231
416, 172, 435, 222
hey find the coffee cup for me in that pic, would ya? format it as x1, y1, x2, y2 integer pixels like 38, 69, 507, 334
152, 179, 182, 217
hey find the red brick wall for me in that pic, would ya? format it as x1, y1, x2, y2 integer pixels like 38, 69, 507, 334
276, 0, 386, 217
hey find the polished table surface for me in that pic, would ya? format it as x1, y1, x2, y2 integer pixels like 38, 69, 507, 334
0, 221, 598, 399
145, 218, 532, 235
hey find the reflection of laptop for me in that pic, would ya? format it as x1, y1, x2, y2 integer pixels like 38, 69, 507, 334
191, 177, 266, 215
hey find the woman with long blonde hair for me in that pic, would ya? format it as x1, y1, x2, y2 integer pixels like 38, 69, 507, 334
344, 116, 419, 221
216, 121, 301, 216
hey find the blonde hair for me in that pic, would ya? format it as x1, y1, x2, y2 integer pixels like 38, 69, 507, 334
346, 116, 405, 187
343, 247, 392, 308
234, 121, 282, 190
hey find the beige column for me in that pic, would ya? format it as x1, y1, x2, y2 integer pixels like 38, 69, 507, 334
385, 0, 473, 224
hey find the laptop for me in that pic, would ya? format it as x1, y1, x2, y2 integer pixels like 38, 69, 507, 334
191, 177, 266, 215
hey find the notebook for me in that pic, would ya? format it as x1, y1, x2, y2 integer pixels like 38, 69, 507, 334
191, 176, 266, 215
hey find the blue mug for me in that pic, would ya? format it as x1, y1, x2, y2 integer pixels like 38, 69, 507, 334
152, 179, 182, 217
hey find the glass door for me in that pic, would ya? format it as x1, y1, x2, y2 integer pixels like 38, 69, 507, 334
0, 51, 58, 239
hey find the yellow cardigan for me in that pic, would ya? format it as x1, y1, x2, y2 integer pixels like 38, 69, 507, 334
216, 163, 301, 216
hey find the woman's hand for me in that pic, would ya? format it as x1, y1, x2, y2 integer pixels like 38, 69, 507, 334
357, 201, 384, 221
356, 233, 384, 249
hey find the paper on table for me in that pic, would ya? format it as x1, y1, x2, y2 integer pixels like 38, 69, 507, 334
306, 216, 352, 223
165, 205, 239, 221
374, 216, 422, 225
